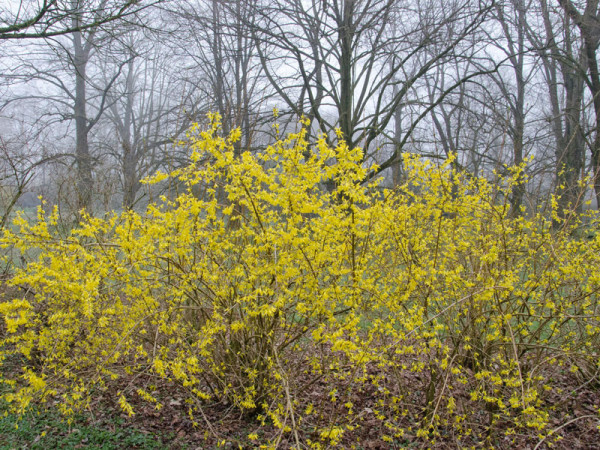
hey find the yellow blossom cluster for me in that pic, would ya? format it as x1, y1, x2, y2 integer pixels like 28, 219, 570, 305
1, 116, 599, 446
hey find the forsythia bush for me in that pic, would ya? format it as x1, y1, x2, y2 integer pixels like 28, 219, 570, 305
1, 116, 599, 446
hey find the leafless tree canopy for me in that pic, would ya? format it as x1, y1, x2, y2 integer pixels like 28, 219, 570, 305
0, 0, 156, 40
1, 0, 600, 216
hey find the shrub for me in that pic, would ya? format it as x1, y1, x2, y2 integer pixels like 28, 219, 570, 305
1, 116, 599, 446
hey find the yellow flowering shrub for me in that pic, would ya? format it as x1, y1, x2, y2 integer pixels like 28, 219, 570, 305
1, 116, 599, 446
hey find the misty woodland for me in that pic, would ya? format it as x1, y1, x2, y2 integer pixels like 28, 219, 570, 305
1, 0, 600, 448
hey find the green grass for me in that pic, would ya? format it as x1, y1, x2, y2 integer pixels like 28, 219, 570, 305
0, 404, 169, 449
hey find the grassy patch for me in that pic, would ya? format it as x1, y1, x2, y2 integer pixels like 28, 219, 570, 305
0, 404, 168, 449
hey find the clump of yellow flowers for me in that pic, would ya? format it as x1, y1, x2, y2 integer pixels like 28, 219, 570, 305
1, 115, 599, 446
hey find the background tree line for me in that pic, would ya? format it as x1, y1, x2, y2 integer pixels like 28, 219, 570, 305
1, 0, 599, 220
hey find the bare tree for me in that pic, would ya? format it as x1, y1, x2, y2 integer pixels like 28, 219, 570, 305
173, 0, 271, 155
558, 0, 600, 208
423, 53, 506, 176
250, 0, 497, 183
2, 24, 132, 213
0, 136, 45, 228
489, 0, 531, 213
526, 0, 587, 214
102, 35, 193, 209
0, 0, 157, 40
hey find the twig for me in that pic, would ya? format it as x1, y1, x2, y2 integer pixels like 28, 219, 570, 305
534, 415, 599, 450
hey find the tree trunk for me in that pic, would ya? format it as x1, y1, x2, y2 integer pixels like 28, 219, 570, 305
338, 0, 354, 147
558, 0, 600, 210
73, 28, 94, 213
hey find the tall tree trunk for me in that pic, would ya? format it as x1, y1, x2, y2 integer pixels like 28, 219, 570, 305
73, 28, 94, 213
556, 12, 585, 216
122, 141, 140, 210
338, 0, 354, 148
586, 41, 600, 207
554, 63, 585, 216
559, 0, 600, 209
536, 1, 585, 217
392, 96, 403, 187
212, 0, 227, 134
510, 0, 526, 215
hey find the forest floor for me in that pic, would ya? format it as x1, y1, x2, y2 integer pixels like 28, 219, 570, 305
1, 367, 599, 450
